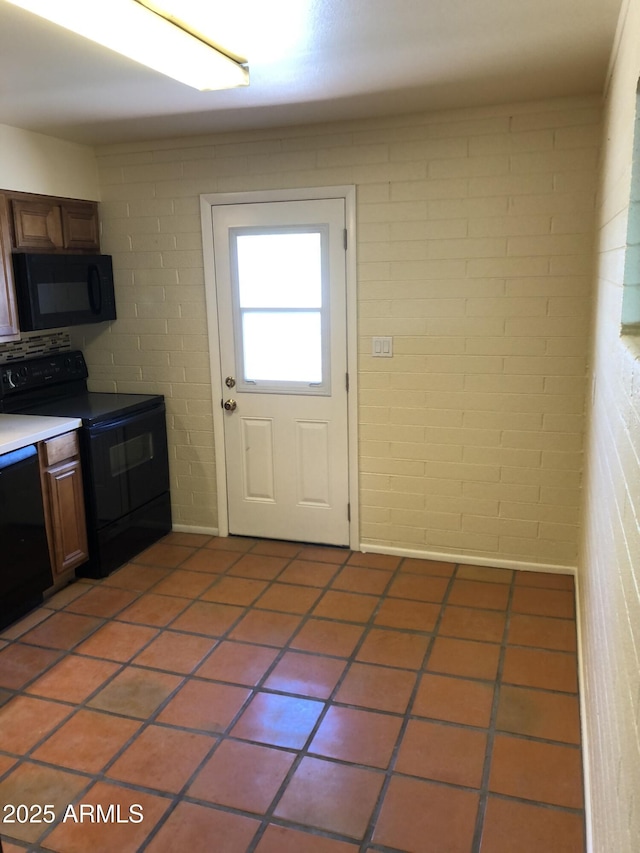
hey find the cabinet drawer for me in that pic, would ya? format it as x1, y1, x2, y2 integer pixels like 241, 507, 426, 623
41, 431, 80, 466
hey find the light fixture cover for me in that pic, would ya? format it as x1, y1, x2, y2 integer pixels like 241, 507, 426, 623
5, 0, 250, 91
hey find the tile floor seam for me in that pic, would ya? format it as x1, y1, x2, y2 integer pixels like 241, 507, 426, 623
6, 661, 146, 751
245, 815, 362, 853
485, 789, 586, 815
61, 586, 151, 620
246, 755, 388, 850
503, 641, 579, 653
496, 679, 579, 697
8, 662, 197, 791
0, 675, 134, 763
236, 655, 380, 841
106, 728, 229, 852
228, 556, 410, 849
8, 606, 257, 778
486, 729, 583, 751
35, 782, 178, 853
6, 769, 101, 849
200, 552, 346, 657
357, 557, 461, 851
191, 552, 363, 708
3, 611, 111, 657
470, 562, 516, 853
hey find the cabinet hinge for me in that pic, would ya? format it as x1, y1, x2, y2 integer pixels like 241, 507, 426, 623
343, 228, 348, 250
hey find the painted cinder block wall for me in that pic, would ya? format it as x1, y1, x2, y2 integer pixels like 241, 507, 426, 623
579, 0, 640, 849
77, 95, 600, 570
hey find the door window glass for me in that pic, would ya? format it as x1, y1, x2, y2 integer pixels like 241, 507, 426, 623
242, 312, 322, 382
236, 233, 321, 308
231, 227, 329, 393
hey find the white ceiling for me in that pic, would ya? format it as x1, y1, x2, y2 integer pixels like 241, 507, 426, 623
0, 0, 623, 147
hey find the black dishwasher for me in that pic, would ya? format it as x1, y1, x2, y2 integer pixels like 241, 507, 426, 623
0, 444, 52, 630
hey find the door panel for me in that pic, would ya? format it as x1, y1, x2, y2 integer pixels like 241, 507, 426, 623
241, 418, 276, 502
212, 198, 349, 545
296, 420, 331, 507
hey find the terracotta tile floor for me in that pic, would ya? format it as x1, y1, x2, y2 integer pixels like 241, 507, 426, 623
0, 534, 585, 853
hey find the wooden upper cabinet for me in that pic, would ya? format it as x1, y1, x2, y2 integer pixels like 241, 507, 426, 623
11, 198, 64, 250
0, 193, 19, 341
10, 194, 100, 253
62, 201, 101, 250
0, 189, 100, 341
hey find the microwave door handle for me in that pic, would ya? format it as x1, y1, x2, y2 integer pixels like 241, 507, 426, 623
88, 264, 102, 314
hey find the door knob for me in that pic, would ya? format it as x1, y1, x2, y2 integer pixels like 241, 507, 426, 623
223, 399, 237, 412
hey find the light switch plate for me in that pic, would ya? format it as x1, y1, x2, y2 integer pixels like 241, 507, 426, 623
372, 336, 393, 357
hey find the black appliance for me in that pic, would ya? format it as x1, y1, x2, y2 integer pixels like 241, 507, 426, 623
0, 351, 171, 578
0, 444, 53, 629
12, 253, 116, 331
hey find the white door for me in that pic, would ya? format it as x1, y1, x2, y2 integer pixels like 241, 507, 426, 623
211, 198, 350, 546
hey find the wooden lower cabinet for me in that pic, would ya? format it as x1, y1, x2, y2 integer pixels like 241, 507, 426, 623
39, 431, 89, 583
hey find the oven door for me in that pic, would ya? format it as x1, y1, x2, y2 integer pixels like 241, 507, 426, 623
85, 402, 170, 529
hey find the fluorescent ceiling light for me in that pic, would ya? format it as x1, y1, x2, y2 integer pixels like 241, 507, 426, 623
5, 0, 249, 91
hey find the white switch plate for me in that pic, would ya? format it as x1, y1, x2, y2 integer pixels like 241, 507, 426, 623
372, 336, 393, 357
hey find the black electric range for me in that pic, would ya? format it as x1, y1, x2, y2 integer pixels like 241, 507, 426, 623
0, 351, 172, 577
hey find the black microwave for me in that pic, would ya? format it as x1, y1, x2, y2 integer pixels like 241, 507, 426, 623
12, 253, 117, 331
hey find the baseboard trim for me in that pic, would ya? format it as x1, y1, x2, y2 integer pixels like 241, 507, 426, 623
170, 527, 576, 577
573, 568, 593, 852
359, 542, 576, 575
172, 523, 220, 537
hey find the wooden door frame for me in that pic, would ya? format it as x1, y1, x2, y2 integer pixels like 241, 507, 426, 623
200, 186, 359, 550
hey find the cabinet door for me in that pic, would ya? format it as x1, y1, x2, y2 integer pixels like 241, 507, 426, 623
11, 198, 64, 250
0, 194, 19, 340
44, 458, 89, 576
61, 201, 100, 250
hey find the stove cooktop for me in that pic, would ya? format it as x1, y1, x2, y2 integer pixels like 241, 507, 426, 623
20, 392, 165, 427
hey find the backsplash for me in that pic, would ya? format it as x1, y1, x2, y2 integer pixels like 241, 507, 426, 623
0, 331, 70, 363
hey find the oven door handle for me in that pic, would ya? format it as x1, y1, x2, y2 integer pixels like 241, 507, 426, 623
87, 264, 102, 315
87, 402, 166, 435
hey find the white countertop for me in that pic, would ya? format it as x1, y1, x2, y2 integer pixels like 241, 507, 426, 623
0, 414, 82, 455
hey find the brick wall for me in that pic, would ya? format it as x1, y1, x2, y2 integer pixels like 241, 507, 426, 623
78, 95, 601, 567
579, 0, 640, 848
